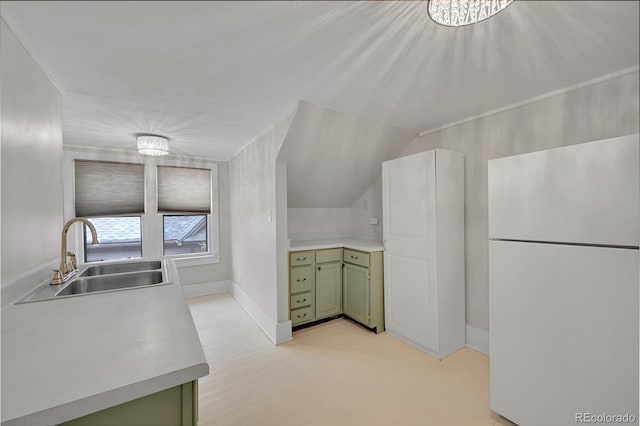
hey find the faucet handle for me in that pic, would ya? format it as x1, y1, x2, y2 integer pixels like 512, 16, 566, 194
51, 269, 64, 285
67, 252, 77, 271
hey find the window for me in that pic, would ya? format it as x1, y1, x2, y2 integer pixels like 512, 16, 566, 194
85, 217, 142, 262
74, 160, 144, 216
158, 166, 212, 258
68, 154, 219, 265
163, 215, 207, 256
74, 159, 145, 263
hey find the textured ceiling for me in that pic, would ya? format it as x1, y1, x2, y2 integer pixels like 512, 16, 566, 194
279, 101, 416, 207
1, 1, 638, 160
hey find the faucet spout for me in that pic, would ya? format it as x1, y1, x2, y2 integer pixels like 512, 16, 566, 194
52, 218, 99, 285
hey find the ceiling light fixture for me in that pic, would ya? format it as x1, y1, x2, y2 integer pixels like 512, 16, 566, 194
137, 135, 169, 156
428, 0, 513, 27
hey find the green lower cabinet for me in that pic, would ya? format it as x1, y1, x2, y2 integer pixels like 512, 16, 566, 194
343, 263, 369, 325
59, 381, 198, 426
289, 248, 383, 333
343, 250, 385, 334
315, 261, 342, 319
290, 260, 315, 325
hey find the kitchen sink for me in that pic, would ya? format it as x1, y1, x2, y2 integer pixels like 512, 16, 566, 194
57, 271, 164, 296
79, 261, 162, 277
15, 259, 172, 304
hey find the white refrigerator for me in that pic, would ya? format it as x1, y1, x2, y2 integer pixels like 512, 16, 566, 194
488, 134, 639, 425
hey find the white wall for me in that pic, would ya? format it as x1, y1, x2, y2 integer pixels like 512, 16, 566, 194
229, 113, 295, 343
287, 179, 384, 242
401, 69, 640, 338
287, 208, 352, 240
1, 18, 64, 303
350, 176, 383, 241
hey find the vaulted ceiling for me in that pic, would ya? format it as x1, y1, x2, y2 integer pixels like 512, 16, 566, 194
1, 1, 638, 160
279, 101, 416, 207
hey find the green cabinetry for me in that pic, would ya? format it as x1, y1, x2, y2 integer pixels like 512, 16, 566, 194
315, 255, 342, 318
343, 263, 369, 325
59, 381, 199, 426
343, 249, 384, 333
289, 248, 342, 326
289, 247, 384, 333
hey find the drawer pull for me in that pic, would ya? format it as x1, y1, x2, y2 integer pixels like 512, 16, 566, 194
296, 278, 307, 282
297, 313, 307, 318
297, 257, 307, 261
350, 255, 359, 260
296, 298, 307, 303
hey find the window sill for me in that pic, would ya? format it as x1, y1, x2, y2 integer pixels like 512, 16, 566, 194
171, 254, 221, 268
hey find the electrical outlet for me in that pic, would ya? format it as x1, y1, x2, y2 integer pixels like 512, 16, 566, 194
370, 217, 378, 225
236, 273, 241, 283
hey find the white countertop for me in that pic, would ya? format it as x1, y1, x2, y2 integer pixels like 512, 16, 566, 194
1, 259, 209, 426
289, 238, 384, 252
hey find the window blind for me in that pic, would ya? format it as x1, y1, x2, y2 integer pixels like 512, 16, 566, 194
74, 160, 145, 217
157, 166, 211, 213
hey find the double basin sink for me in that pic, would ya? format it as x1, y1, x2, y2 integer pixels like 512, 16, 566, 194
17, 260, 171, 304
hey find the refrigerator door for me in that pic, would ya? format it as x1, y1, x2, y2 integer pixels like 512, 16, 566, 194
488, 134, 639, 247
490, 240, 639, 425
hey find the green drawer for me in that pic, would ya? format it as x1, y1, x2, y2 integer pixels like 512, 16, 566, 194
315, 248, 342, 264
291, 306, 313, 325
290, 251, 313, 266
344, 248, 369, 268
290, 266, 313, 293
290, 292, 313, 309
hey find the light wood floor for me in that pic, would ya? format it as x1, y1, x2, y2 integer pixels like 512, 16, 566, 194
188, 293, 511, 426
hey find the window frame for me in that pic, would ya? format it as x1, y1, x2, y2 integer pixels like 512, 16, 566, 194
84, 216, 144, 263
63, 149, 220, 268
161, 214, 209, 258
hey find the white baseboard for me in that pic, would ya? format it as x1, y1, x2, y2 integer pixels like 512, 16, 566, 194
182, 280, 231, 298
466, 325, 490, 355
230, 282, 292, 345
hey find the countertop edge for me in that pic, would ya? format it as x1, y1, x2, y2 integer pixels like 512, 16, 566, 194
288, 239, 384, 252
2, 363, 210, 426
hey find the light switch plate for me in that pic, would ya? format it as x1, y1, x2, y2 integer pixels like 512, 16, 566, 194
370, 217, 378, 225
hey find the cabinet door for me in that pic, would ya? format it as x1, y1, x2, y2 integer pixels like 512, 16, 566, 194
382, 151, 438, 353
343, 263, 369, 326
315, 262, 342, 319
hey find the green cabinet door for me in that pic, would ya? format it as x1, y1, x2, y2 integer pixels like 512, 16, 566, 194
343, 263, 370, 326
315, 262, 342, 319
59, 381, 198, 426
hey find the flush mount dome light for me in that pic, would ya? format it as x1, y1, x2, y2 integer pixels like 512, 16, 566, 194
137, 135, 169, 156
428, 0, 513, 27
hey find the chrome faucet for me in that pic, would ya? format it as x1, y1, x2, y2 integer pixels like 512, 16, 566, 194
51, 218, 99, 285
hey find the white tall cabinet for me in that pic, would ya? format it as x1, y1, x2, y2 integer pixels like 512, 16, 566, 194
382, 149, 465, 360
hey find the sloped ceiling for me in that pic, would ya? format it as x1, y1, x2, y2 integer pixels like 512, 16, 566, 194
278, 101, 415, 208
0, 1, 638, 160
